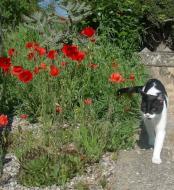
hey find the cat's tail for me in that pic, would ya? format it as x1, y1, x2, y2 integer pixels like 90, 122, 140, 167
117, 86, 144, 96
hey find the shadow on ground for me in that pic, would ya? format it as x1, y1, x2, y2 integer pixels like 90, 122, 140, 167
136, 121, 153, 149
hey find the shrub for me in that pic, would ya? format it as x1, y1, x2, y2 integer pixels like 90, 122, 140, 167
3, 24, 145, 122
18, 154, 85, 186
0, 0, 38, 28
140, 0, 174, 50
76, 0, 174, 50
76, 0, 143, 51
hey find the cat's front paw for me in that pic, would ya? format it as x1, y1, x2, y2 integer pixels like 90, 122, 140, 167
152, 157, 162, 164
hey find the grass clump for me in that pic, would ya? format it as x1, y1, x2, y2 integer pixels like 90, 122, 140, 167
74, 181, 90, 190
18, 154, 84, 187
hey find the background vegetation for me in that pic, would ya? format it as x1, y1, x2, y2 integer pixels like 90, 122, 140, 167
0, 0, 38, 28
1, 0, 174, 50
76, 0, 174, 51
1, 0, 174, 187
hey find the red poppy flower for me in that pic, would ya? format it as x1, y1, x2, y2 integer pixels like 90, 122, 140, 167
20, 114, 28, 119
0, 57, 11, 65
129, 73, 135, 81
56, 105, 62, 113
8, 48, 15, 57
47, 50, 58, 60
0, 114, 8, 126
72, 51, 85, 62
80, 27, 96, 38
89, 63, 98, 69
25, 42, 33, 48
40, 62, 47, 69
109, 73, 124, 83
34, 46, 46, 56
11, 66, 23, 76
67, 50, 85, 62
18, 70, 33, 83
62, 44, 85, 62
33, 67, 40, 75
25, 42, 39, 49
49, 65, 60, 77
0, 57, 11, 72
61, 44, 78, 56
27, 52, 35, 61
84, 98, 92, 105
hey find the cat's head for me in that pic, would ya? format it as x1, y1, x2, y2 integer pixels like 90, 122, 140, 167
140, 91, 164, 119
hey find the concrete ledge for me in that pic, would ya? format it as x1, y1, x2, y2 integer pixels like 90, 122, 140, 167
139, 50, 174, 67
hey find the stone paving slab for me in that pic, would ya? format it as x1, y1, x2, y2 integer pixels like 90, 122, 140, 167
112, 149, 174, 190
111, 118, 174, 190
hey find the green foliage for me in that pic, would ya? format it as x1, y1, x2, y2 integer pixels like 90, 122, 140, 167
11, 119, 137, 186
10, 130, 39, 159
0, 127, 10, 176
22, 10, 69, 49
4, 24, 146, 187
0, 0, 38, 28
99, 176, 107, 189
77, 0, 143, 50
74, 181, 90, 190
11, 128, 84, 186
106, 120, 137, 151
4, 24, 145, 123
58, 1, 92, 22
141, 0, 174, 23
77, 0, 174, 50
0, 71, 17, 114
140, 0, 174, 50
22, 1, 92, 49
18, 153, 84, 187
73, 122, 109, 162
0, 26, 3, 56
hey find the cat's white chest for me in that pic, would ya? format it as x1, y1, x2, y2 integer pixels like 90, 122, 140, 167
144, 115, 161, 131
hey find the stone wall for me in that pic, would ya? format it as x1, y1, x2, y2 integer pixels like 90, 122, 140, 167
139, 48, 174, 67
139, 48, 174, 83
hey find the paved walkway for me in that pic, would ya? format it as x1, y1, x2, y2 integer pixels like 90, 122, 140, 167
111, 66, 174, 190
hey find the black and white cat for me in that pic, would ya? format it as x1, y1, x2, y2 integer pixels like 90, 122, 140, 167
117, 79, 168, 164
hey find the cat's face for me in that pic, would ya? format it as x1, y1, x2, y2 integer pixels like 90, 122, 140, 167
140, 93, 164, 119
